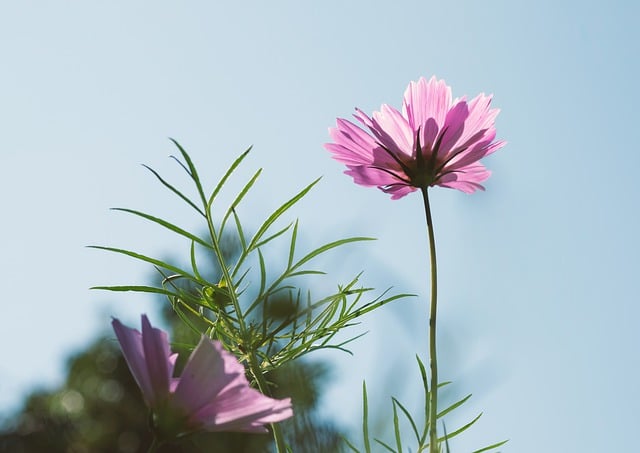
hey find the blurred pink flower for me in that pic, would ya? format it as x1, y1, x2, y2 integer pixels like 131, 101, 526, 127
112, 315, 293, 436
325, 76, 505, 199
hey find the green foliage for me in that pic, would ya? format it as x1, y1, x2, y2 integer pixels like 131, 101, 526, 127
91, 142, 408, 375
0, 336, 345, 453
2, 141, 505, 452
3, 140, 503, 452
346, 357, 508, 453
0, 338, 154, 453
88, 141, 408, 450
1, 182, 353, 452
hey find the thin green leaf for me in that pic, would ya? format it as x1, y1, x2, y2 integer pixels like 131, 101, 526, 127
208, 146, 252, 208
392, 398, 402, 453
90, 285, 178, 297
169, 138, 207, 207
437, 393, 473, 419
111, 208, 211, 249
362, 381, 371, 453
257, 249, 267, 301
342, 436, 360, 453
286, 270, 326, 278
141, 164, 205, 217
443, 421, 451, 453
347, 293, 413, 319
253, 223, 293, 249
220, 168, 262, 235
231, 208, 247, 253
417, 354, 430, 443
373, 439, 396, 453
172, 298, 211, 336
88, 246, 201, 283
471, 439, 509, 453
290, 237, 375, 272
392, 397, 420, 442
189, 241, 203, 281
438, 412, 482, 442
247, 178, 320, 252
287, 220, 298, 269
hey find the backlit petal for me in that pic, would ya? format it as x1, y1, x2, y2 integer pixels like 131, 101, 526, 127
172, 337, 244, 415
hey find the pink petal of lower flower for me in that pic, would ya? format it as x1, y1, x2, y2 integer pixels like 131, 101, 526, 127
140, 315, 173, 407
199, 386, 293, 433
172, 337, 245, 416
112, 318, 155, 405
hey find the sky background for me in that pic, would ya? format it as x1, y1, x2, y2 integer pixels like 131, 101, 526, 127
1, 1, 639, 451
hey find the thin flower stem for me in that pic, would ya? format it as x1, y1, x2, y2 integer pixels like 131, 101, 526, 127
204, 209, 288, 453
205, 214, 248, 335
249, 356, 288, 452
421, 187, 439, 453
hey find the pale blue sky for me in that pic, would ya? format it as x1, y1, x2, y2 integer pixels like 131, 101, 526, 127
1, 1, 639, 451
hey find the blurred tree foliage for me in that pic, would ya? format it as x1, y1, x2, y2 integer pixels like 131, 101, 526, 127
0, 333, 344, 452
0, 235, 346, 452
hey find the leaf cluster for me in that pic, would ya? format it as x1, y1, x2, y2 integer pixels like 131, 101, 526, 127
345, 357, 508, 453
91, 140, 409, 379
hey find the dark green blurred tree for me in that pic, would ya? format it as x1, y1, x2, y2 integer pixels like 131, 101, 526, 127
0, 333, 343, 452
0, 236, 347, 452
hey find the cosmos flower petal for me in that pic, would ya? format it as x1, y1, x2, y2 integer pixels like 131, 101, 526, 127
113, 317, 293, 436
439, 179, 486, 193
173, 336, 292, 432
403, 76, 452, 131
140, 315, 173, 407
196, 386, 293, 433
437, 163, 491, 193
458, 93, 500, 145
172, 336, 245, 415
353, 108, 375, 129
369, 104, 414, 157
345, 165, 406, 188
446, 137, 506, 171
382, 184, 418, 199
438, 100, 469, 158
420, 117, 440, 153
325, 118, 379, 165
112, 317, 157, 405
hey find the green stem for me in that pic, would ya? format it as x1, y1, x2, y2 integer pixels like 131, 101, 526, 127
421, 187, 439, 453
204, 211, 287, 453
249, 355, 288, 452
205, 214, 248, 335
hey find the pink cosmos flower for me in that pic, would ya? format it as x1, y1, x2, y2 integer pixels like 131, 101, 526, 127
112, 315, 293, 436
325, 76, 505, 199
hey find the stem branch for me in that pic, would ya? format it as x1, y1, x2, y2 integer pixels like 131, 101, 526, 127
205, 209, 287, 452
249, 356, 288, 452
